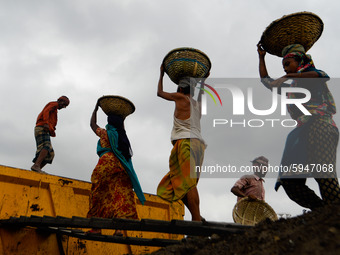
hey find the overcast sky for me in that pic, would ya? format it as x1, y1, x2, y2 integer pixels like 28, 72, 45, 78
1, 0, 340, 222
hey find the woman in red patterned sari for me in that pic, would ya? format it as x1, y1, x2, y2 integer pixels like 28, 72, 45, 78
87, 100, 145, 236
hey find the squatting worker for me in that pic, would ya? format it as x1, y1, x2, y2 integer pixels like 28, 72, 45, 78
156, 64, 207, 221
31, 96, 70, 173
231, 156, 268, 201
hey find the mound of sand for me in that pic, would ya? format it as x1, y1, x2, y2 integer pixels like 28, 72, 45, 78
152, 203, 340, 255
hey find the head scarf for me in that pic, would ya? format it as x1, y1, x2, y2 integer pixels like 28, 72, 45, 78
178, 77, 197, 88
282, 44, 315, 72
58, 96, 70, 106
108, 114, 132, 160
281, 44, 306, 56
178, 77, 198, 95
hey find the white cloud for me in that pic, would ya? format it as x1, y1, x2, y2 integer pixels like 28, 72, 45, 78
1, 0, 339, 222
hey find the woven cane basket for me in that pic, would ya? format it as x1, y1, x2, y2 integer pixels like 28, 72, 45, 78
162, 47, 211, 85
232, 197, 278, 226
259, 11, 323, 57
98, 95, 135, 118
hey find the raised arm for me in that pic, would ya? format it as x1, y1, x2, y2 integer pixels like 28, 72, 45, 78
257, 43, 287, 91
197, 82, 204, 103
157, 64, 180, 102
195, 80, 206, 117
257, 43, 269, 78
197, 72, 209, 104
90, 101, 100, 133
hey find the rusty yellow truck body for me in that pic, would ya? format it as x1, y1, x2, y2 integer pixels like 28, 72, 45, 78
0, 165, 184, 254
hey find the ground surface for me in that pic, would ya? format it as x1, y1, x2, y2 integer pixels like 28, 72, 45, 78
151, 203, 340, 255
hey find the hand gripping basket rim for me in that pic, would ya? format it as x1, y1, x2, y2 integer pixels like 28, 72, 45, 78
162, 47, 211, 85
259, 11, 323, 57
232, 197, 278, 226
98, 95, 135, 118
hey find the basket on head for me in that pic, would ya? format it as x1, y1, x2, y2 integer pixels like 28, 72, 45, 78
232, 197, 278, 226
259, 11, 323, 57
98, 95, 135, 118
162, 47, 211, 85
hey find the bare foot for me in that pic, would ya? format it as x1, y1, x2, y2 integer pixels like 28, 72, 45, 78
113, 230, 123, 236
31, 165, 46, 174
86, 229, 101, 235
31, 164, 41, 172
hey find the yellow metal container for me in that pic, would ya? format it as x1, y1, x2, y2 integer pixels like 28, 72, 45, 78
0, 165, 184, 254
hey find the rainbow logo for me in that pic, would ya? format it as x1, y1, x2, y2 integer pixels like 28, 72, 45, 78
196, 83, 222, 106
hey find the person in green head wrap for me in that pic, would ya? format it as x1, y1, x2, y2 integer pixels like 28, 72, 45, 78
257, 43, 340, 210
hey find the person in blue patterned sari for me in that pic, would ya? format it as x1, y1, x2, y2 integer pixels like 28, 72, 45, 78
257, 43, 340, 210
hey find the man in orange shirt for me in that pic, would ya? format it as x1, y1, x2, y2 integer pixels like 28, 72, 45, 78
31, 96, 70, 173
